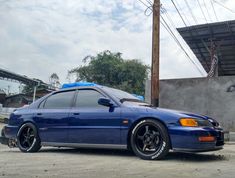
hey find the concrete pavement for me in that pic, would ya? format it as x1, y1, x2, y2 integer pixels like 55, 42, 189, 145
1, 123, 235, 178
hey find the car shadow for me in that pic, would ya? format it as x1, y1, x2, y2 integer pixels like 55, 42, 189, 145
40, 147, 135, 157
39, 147, 228, 162
165, 152, 228, 162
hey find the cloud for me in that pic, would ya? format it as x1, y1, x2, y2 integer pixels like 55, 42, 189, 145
0, 0, 235, 93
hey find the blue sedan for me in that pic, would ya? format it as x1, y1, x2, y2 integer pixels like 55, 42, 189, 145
0, 84, 224, 160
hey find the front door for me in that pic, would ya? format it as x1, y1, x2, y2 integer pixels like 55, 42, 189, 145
69, 89, 121, 145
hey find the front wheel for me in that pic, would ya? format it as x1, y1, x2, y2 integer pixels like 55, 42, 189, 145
17, 123, 41, 153
130, 119, 170, 160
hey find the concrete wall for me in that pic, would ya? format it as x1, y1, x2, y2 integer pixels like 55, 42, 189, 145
145, 76, 235, 131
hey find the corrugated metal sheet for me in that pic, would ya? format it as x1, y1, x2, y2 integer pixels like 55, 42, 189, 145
177, 20, 235, 76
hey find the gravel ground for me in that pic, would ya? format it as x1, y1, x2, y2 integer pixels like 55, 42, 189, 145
1, 123, 235, 178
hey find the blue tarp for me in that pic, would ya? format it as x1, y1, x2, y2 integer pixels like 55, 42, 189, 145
62, 82, 97, 89
132, 94, 144, 101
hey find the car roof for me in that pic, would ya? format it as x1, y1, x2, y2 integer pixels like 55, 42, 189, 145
57, 85, 104, 92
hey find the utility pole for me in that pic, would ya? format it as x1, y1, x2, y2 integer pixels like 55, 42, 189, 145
151, 0, 160, 107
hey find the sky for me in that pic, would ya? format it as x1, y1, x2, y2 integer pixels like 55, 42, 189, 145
0, 0, 235, 93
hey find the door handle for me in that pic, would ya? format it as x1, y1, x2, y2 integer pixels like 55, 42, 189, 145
37, 113, 42, 116
73, 113, 80, 115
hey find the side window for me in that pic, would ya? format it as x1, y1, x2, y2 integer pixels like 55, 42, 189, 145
43, 90, 75, 109
75, 89, 106, 108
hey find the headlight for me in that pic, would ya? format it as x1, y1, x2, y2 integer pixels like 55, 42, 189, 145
179, 118, 213, 127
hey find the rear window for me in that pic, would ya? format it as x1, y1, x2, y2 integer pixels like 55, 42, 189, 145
43, 90, 75, 109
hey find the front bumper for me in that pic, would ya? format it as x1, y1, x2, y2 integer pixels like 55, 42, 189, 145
169, 126, 224, 152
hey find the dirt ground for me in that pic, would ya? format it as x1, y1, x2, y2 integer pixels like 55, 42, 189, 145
1, 123, 235, 178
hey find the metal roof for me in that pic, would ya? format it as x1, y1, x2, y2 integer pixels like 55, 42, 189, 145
0, 67, 48, 86
177, 20, 235, 76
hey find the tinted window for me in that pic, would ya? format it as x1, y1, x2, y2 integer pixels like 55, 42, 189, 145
75, 89, 106, 108
43, 91, 75, 109
102, 87, 139, 100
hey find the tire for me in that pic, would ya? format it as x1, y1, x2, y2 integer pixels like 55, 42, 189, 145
17, 123, 41, 153
130, 119, 170, 160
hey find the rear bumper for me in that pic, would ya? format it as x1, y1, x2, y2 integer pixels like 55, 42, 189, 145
169, 126, 224, 152
0, 126, 9, 145
0, 136, 9, 145
3, 125, 19, 139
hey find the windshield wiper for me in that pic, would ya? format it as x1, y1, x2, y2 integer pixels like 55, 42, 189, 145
120, 98, 146, 103
139, 104, 154, 107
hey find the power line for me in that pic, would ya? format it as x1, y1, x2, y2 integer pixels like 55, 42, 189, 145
138, 0, 151, 8
174, 0, 192, 26
137, 0, 153, 16
146, 0, 153, 6
163, 1, 205, 75
183, 0, 198, 24
160, 15, 205, 76
196, 0, 208, 23
213, 0, 235, 14
161, 6, 177, 30
137, 0, 205, 76
202, 0, 213, 22
210, 0, 219, 21
170, 0, 188, 27
166, 1, 206, 75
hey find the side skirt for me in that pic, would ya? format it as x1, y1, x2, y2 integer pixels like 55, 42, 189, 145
41, 142, 127, 150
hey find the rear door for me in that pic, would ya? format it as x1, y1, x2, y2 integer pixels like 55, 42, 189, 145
34, 90, 75, 143
69, 89, 121, 145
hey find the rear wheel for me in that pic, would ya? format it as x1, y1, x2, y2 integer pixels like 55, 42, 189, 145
17, 123, 41, 153
130, 119, 170, 160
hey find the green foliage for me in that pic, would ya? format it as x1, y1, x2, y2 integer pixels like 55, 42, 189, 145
68, 50, 149, 95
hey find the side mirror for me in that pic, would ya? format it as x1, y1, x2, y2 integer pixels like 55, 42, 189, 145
98, 98, 113, 107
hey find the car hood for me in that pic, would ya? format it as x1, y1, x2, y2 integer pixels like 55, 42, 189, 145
154, 108, 208, 120
127, 103, 209, 120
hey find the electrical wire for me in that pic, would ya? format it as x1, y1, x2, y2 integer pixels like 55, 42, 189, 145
196, 0, 208, 23
137, 0, 205, 76
202, 0, 213, 22
210, 0, 219, 21
161, 6, 177, 30
174, 0, 192, 26
213, 0, 235, 14
183, 0, 198, 24
170, 0, 188, 27
160, 15, 205, 76
138, 0, 150, 8
160, 4, 205, 75
137, 0, 153, 16
145, 0, 153, 6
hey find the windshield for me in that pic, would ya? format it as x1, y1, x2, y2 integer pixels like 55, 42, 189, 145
102, 87, 144, 103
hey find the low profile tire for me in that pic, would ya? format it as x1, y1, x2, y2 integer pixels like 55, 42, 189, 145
17, 123, 41, 153
130, 119, 170, 160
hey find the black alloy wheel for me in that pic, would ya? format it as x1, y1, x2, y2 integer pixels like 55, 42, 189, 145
17, 123, 41, 152
131, 119, 170, 160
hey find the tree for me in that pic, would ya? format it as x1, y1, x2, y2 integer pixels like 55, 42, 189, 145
68, 50, 149, 95
49, 73, 60, 89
